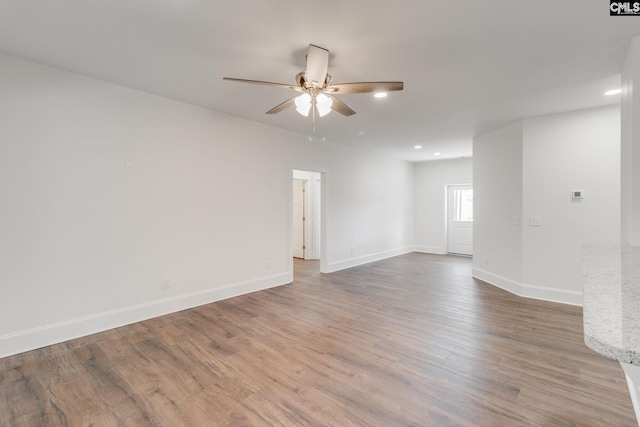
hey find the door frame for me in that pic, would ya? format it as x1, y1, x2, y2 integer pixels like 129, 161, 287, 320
292, 178, 306, 259
288, 168, 328, 278
444, 183, 473, 256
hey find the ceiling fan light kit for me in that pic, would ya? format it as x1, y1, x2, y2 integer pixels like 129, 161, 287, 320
224, 44, 403, 127
315, 93, 333, 117
295, 93, 312, 116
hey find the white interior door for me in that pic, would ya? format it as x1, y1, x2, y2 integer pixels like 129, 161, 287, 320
293, 179, 306, 259
447, 185, 473, 256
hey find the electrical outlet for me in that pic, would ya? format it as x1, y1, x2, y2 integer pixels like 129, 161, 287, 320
162, 278, 170, 289
484, 257, 489, 266
265, 262, 271, 270
350, 246, 355, 254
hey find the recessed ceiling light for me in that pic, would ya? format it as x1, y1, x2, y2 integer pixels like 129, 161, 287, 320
414, 145, 422, 149
374, 92, 387, 98
434, 152, 441, 156
605, 89, 622, 96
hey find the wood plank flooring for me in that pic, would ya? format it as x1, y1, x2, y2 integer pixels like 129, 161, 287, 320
0, 253, 637, 426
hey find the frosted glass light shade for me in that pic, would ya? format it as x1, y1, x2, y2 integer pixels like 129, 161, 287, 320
295, 93, 312, 116
316, 93, 333, 117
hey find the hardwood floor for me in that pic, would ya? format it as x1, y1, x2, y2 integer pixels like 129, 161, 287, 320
0, 253, 636, 426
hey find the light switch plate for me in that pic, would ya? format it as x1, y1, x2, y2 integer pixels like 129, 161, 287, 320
529, 217, 543, 227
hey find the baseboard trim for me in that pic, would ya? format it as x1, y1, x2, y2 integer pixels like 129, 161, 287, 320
472, 267, 523, 295
413, 245, 446, 255
521, 283, 582, 306
327, 247, 415, 273
0, 272, 290, 359
472, 267, 582, 306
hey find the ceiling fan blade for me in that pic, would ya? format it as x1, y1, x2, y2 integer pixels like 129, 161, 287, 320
223, 77, 302, 91
265, 96, 298, 114
305, 45, 329, 87
326, 94, 356, 116
325, 81, 404, 94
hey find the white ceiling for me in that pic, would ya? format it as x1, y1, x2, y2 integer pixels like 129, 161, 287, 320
1, 1, 638, 162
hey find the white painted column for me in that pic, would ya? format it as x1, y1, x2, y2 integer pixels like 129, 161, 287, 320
620, 34, 640, 427
621, 36, 640, 246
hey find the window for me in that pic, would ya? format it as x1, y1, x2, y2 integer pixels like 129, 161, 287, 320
453, 189, 473, 222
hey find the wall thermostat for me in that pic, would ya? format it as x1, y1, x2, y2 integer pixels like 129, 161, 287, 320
571, 190, 584, 199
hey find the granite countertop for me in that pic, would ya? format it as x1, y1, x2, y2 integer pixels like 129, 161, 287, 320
583, 244, 640, 365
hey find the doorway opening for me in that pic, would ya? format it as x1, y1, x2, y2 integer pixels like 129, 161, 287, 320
292, 169, 325, 277
446, 184, 473, 256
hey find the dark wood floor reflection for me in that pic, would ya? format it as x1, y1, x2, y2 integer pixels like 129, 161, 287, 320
1, 253, 636, 426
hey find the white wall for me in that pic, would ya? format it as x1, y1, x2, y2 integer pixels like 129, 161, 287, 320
473, 106, 620, 305
472, 122, 524, 291
0, 52, 414, 357
522, 106, 621, 300
414, 158, 472, 254
621, 36, 640, 246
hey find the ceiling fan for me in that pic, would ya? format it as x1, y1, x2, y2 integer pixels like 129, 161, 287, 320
224, 44, 403, 123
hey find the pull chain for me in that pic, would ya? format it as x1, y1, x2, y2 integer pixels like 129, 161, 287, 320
311, 93, 316, 133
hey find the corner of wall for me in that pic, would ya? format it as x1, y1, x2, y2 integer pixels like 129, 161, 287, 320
414, 245, 446, 255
